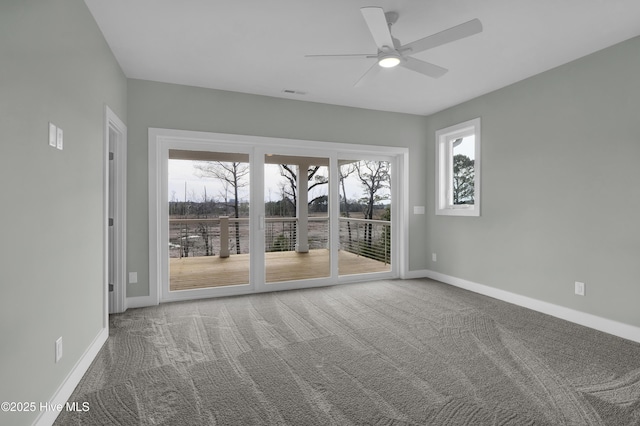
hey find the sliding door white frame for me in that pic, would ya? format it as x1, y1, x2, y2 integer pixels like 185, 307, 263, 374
148, 128, 409, 303
335, 151, 403, 284
253, 146, 338, 293
152, 132, 256, 302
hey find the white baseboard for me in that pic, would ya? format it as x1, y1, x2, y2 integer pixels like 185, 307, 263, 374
403, 269, 431, 280
126, 295, 158, 310
34, 327, 108, 426
404, 269, 640, 344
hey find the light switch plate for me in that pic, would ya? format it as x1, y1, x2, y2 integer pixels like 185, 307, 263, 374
413, 206, 425, 215
129, 272, 138, 284
56, 127, 63, 150
49, 123, 57, 147
55, 337, 63, 363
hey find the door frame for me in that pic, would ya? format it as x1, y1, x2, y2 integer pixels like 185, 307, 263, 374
148, 128, 409, 304
104, 106, 127, 315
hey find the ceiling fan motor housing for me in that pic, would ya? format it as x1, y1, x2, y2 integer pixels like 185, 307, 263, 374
384, 11, 399, 25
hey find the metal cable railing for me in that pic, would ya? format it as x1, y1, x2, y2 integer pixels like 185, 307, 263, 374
169, 216, 390, 265
169, 217, 249, 258
339, 217, 391, 265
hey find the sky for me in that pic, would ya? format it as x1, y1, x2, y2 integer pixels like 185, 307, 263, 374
454, 135, 475, 159
168, 159, 390, 204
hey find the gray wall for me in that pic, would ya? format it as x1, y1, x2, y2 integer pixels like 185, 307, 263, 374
0, 1, 127, 424
126, 79, 429, 297
425, 36, 640, 327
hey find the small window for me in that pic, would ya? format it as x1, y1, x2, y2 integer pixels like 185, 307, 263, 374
435, 118, 481, 216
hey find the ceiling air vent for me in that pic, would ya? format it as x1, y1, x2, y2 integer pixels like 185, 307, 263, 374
282, 89, 307, 95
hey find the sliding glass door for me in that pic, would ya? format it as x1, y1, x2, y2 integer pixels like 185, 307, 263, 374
168, 149, 252, 291
264, 154, 330, 284
161, 146, 253, 301
150, 129, 404, 303
338, 159, 392, 277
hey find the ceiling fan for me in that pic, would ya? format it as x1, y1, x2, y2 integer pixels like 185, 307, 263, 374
305, 7, 483, 86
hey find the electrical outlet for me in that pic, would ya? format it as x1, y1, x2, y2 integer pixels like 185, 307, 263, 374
55, 337, 63, 363
432, 253, 437, 262
575, 281, 585, 296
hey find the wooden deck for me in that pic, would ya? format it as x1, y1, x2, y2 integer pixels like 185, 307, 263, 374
169, 249, 390, 291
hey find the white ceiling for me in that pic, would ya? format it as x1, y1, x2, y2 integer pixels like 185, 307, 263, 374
85, 0, 640, 116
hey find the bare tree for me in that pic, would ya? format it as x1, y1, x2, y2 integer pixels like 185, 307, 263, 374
278, 164, 328, 214
279, 165, 297, 215
194, 161, 249, 255
339, 164, 356, 250
339, 164, 356, 217
181, 182, 190, 257
197, 186, 212, 256
355, 161, 390, 247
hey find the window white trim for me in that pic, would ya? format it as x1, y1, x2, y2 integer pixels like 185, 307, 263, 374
435, 118, 481, 216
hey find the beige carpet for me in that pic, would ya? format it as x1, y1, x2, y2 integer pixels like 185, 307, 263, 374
56, 279, 640, 425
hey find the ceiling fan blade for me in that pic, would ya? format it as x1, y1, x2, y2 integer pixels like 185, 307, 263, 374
360, 7, 395, 50
401, 18, 482, 55
305, 54, 377, 59
354, 62, 382, 88
401, 57, 448, 78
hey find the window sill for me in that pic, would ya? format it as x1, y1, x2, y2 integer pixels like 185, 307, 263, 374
436, 206, 479, 217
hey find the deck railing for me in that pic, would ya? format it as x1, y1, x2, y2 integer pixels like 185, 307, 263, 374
338, 217, 390, 265
169, 217, 250, 258
169, 216, 390, 264
264, 217, 330, 252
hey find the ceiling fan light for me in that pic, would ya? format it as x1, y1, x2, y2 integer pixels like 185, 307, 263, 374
378, 55, 400, 68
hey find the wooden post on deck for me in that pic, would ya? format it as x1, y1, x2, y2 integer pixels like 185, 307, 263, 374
219, 216, 230, 258
296, 162, 309, 253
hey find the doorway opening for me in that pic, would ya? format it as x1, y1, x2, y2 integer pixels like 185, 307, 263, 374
105, 106, 126, 316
